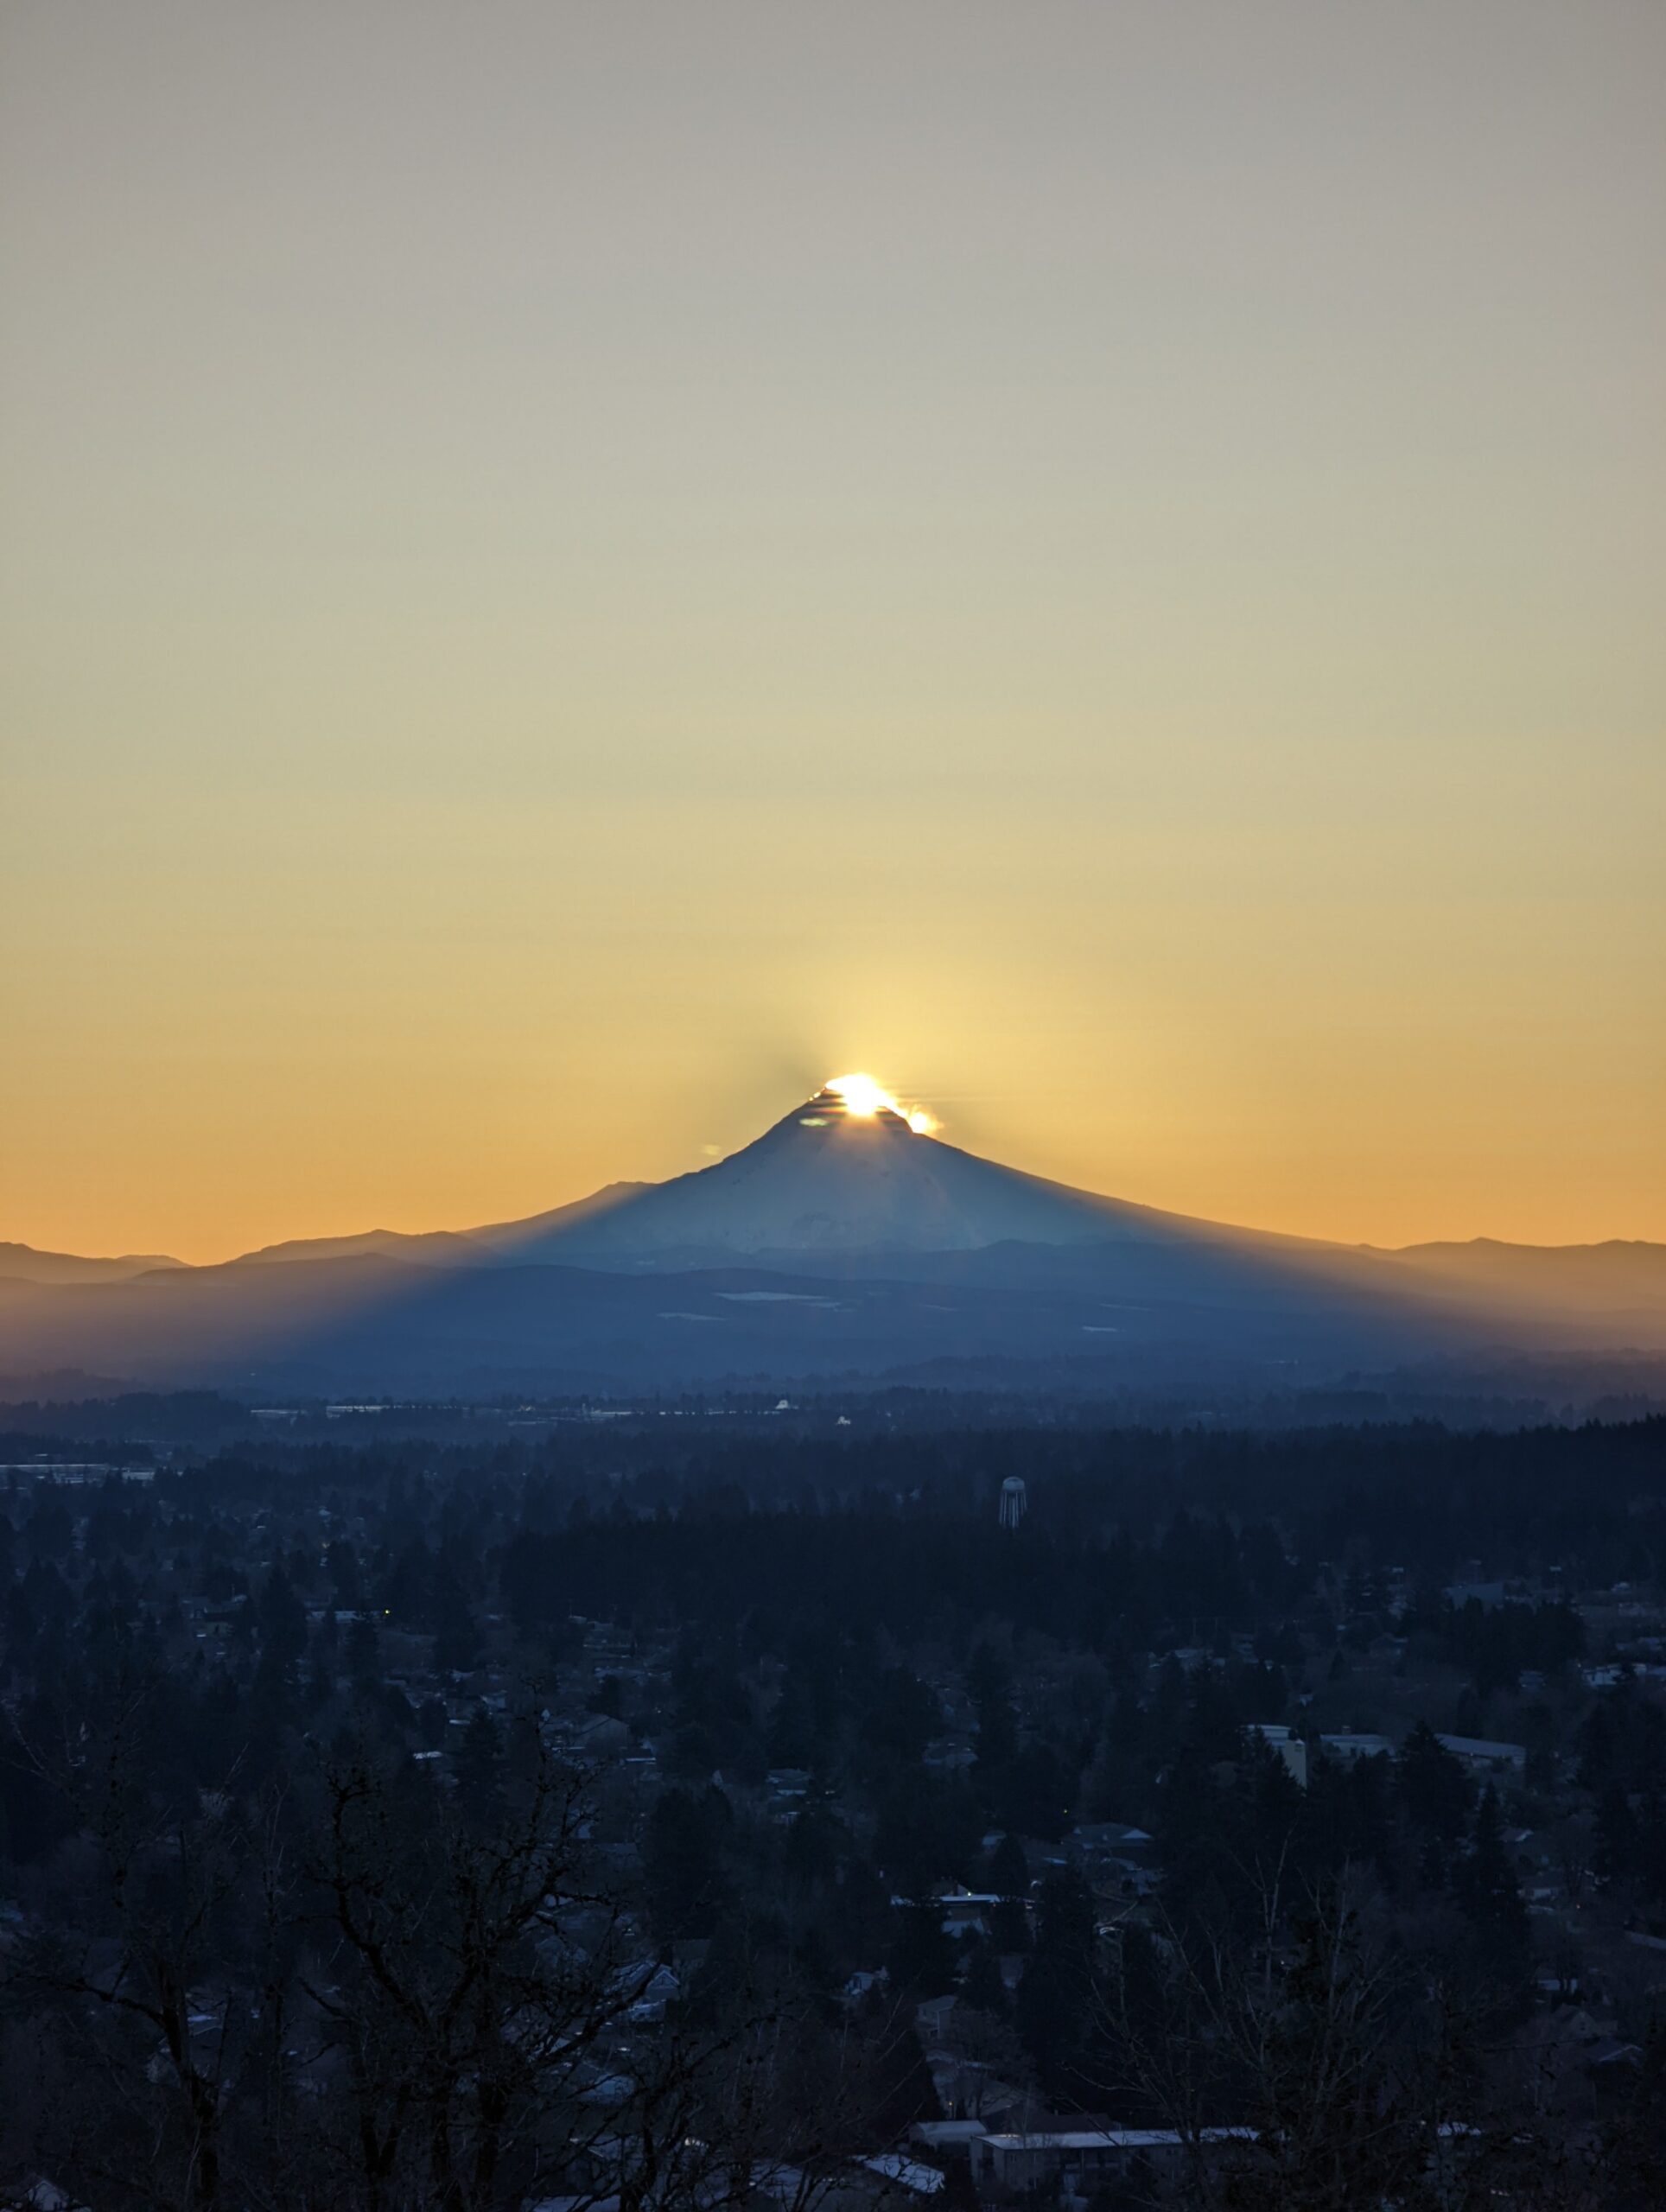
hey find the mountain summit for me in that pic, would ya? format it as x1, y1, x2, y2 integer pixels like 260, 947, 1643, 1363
3, 1078, 1662, 1396
472, 1080, 1164, 1268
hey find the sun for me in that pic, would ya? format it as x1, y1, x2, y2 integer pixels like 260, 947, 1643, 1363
827, 1071, 892, 1117
825, 1073, 938, 1135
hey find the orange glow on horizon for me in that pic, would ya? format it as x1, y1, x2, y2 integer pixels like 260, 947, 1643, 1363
2, 5, 1661, 1265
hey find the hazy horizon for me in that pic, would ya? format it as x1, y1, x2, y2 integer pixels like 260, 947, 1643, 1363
4, 2, 1663, 1263
7, 1069, 1663, 1271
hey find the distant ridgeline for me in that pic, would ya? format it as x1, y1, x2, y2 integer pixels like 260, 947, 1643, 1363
3, 1086, 1663, 1395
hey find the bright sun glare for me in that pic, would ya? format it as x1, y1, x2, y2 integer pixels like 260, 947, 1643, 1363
825, 1073, 938, 1135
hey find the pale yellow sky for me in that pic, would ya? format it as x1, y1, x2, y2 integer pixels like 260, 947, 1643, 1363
2, 1, 1663, 1262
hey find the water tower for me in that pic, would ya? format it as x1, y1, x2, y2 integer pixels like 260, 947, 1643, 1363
998, 1476, 1028, 1530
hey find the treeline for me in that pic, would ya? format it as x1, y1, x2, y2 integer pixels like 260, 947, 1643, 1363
499, 1507, 1303, 1662
5, 1418, 1666, 2208
0, 1652, 919, 2209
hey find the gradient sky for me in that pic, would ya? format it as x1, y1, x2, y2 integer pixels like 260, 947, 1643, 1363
3, 1, 1663, 1262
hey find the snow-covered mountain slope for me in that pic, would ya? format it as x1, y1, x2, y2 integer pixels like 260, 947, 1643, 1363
6, 1085, 1662, 1394
466, 1087, 1246, 1268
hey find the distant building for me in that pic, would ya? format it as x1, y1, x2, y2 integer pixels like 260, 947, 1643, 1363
1253, 1726, 1523, 1791
1249, 1722, 1308, 1789
998, 1477, 1027, 1530
1319, 1732, 1395, 1765
1436, 1733, 1527, 1775
971, 2126, 1252, 2194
